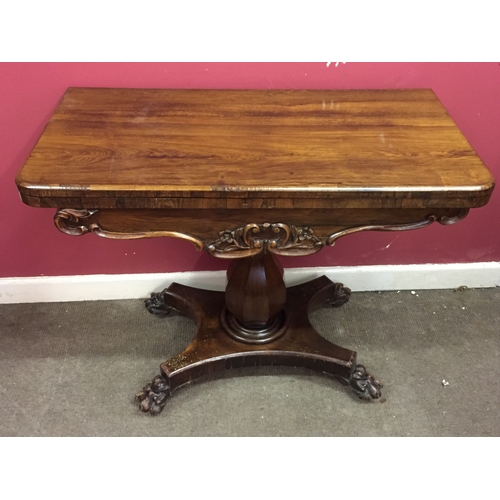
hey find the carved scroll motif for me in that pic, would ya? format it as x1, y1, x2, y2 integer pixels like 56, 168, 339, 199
206, 223, 324, 258
326, 208, 469, 247
437, 208, 470, 225
206, 210, 469, 258
54, 208, 469, 258
54, 209, 205, 250
54, 209, 98, 236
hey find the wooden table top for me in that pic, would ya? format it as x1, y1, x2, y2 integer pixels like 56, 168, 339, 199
16, 88, 494, 210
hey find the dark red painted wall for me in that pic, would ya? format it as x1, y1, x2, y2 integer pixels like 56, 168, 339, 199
1, 63, 499, 278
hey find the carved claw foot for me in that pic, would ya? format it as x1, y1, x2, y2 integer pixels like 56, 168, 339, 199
327, 282, 351, 308
145, 292, 173, 317
136, 375, 171, 415
344, 364, 383, 400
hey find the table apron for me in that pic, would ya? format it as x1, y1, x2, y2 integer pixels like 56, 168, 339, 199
53, 207, 469, 258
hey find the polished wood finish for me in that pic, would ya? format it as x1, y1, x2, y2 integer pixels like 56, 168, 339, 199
16, 88, 494, 212
225, 252, 286, 329
51, 206, 470, 257
137, 277, 382, 415
15, 89, 495, 414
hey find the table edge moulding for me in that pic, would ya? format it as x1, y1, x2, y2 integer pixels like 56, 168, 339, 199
15, 88, 495, 415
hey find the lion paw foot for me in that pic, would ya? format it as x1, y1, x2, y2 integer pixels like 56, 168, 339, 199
145, 292, 173, 317
136, 375, 171, 415
345, 364, 383, 400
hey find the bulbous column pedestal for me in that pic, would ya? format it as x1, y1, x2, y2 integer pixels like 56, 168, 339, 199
223, 252, 288, 344
137, 252, 383, 415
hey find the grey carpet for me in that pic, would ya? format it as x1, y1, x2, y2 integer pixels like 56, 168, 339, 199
1, 287, 499, 436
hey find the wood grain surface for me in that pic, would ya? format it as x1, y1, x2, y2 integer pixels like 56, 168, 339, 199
16, 88, 495, 210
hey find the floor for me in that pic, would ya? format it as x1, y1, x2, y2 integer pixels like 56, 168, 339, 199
1, 286, 499, 436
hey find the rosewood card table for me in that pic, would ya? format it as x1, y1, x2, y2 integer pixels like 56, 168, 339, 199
16, 88, 494, 415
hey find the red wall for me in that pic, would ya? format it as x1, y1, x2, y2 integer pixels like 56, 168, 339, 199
1, 63, 499, 278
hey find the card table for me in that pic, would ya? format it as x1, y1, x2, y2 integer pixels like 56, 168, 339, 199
16, 88, 495, 414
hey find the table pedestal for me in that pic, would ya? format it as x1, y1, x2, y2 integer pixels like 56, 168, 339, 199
136, 252, 382, 415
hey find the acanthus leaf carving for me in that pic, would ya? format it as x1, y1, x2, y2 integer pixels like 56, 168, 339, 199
206, 222, 324, 258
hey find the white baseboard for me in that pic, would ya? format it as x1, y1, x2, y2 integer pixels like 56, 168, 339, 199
0, 262, 499, 304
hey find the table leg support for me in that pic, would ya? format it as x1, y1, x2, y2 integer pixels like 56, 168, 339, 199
136, 262, 383, 414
